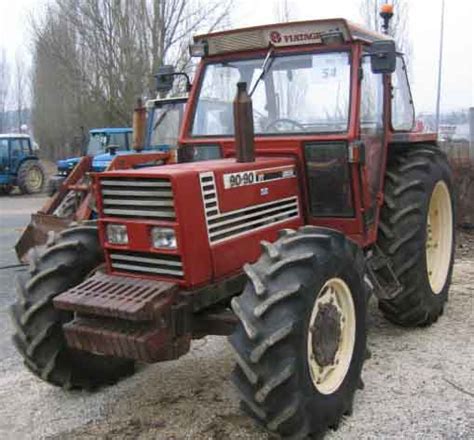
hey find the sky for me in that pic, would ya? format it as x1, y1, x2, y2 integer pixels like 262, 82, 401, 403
0, 0, 472, 114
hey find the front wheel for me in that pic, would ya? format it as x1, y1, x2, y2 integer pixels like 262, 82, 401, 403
10, 224, 134, 389
229, 226, 367, 439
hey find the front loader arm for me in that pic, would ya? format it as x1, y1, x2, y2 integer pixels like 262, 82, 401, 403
40, 156, 93, 215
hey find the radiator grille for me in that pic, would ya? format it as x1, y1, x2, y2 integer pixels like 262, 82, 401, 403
109, 250, 183, 279
199, 172, 299, 244
100, 177, 175, 220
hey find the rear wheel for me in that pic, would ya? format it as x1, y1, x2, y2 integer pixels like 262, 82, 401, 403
17, 160, 45, 194
377, 146, 455, 326
10, 224, 134, 389
229, 226, 367, 439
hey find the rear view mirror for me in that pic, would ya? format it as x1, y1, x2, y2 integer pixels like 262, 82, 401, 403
370, 40, 396, 74
155, 65, 175, 93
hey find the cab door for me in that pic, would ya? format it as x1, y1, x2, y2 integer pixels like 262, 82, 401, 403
10, 138, 24, 173
359, 56, 385, 227
0, 139, 9, 176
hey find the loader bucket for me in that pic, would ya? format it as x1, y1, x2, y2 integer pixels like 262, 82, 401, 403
15, 213, 71, 263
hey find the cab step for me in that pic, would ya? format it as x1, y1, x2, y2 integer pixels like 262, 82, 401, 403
366, 245, 403, 300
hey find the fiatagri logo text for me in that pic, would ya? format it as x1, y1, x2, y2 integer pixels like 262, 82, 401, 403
269, 30, 322, 44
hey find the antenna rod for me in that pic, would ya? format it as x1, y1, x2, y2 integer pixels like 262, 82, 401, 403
435, 0, 445, 135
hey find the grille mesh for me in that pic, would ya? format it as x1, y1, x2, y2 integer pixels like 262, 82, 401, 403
100, 177, 175, 220
110, 250, 183, 279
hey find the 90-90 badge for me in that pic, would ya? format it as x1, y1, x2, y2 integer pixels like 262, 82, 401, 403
223, 166, 296, 189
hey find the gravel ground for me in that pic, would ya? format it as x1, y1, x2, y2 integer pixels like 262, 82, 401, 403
0, 194, 472, 440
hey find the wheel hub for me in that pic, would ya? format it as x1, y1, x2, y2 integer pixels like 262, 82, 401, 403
311, 302, 342, 367
27, 168, 43, 190
307, 278, 356, 395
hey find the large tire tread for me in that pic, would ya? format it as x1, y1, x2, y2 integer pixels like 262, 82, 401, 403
10, 224, 134, 389
17, 159, 45, 194
229, 226, 367, 439
377, 145, 454, 327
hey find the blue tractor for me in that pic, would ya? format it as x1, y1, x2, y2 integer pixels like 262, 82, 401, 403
0, 133, 45, 195
49, 127, 133, 193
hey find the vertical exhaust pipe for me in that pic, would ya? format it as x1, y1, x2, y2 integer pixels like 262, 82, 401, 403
233, 82, 255, 163
132, 97, 146, 152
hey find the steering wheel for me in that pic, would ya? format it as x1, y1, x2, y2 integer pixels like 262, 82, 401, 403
265, 118, 306, 132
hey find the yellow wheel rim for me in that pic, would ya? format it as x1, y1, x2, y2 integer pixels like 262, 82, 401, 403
27, 167, 43, 191
426, 180, 453, 294
307, 278, 356, 395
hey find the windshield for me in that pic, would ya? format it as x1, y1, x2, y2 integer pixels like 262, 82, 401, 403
149, 101, 185, 150
87, 132, 128, 155
192, 51, 351, 137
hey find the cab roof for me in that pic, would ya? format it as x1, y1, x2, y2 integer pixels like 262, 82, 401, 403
0, 133, 31, 139
90, 127, 132, 134
194, 18, 390, 56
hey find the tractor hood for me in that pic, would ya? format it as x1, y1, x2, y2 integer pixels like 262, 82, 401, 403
96, 157, 303, 288
91, 151, 132, 172
57, 157, 81, 171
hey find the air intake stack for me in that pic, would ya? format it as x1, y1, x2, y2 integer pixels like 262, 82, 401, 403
233, 82, 255, 163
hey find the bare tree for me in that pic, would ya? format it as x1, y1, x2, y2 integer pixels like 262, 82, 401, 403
31, 0, 230, 159
0, 48, 9, 133
13, 52, 29, 132
273, 0, 294, 22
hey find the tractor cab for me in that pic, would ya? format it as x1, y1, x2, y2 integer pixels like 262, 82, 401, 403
0, 133, 45, 194
177, 18, 420, 247
87, 127, 132, 156
88, 128, 133, 172
56, 127, 133, 177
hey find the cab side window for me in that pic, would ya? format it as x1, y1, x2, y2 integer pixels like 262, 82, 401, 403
0, 139, 8, 160
360, 57, 383, 132
391, 56, 414, 131
10, 139, 22, 157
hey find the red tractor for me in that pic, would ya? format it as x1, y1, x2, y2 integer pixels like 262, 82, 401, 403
11, 15, 455, 439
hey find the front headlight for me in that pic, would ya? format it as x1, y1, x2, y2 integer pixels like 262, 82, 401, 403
151, 227, 177, 249
106, 224, 128, 245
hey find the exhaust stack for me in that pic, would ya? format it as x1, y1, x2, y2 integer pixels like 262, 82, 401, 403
132, 97, 146, 152
233, 82, 255, 163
